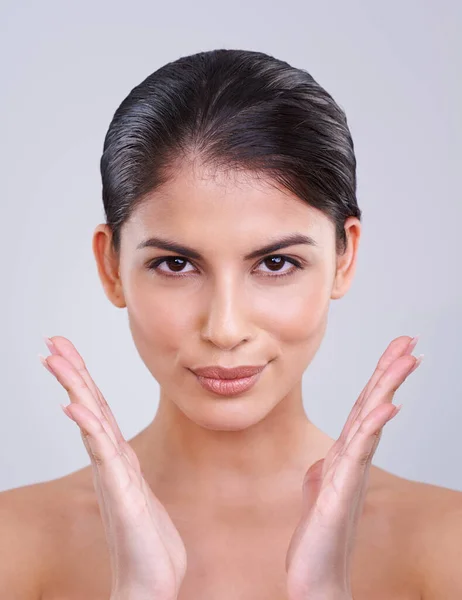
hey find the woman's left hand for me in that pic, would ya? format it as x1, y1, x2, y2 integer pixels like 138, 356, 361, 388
285, 335, 423, 600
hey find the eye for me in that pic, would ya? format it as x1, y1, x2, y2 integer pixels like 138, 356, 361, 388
146, 255, 304, 279
257, 255, 303, 277
148, 256, 196, 276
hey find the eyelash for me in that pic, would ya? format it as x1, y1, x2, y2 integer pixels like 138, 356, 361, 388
146, 255, 305, 280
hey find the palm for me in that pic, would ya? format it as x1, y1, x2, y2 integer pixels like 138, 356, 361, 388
41, 336, 187, 600
285, 335, 422, 600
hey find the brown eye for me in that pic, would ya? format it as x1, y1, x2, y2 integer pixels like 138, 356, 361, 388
146, 254, 304, 279
262, 256, 287, 271
256, 255, 303, 277
163, 257, 189, 272
147, 257, 195, 275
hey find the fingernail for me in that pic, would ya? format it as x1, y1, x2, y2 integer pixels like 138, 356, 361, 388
410, 354, 424, 374
38, 353, 56, 377
43, 336, 58, 355
388, 404, 403, 421
408, 335, 420, 353
385, 404, 403, 423
60, 403, 76, 422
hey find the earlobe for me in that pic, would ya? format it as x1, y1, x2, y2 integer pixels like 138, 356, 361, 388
92, 224, 126, 308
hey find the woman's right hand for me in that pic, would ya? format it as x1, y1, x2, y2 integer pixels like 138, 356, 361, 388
39, 336, 187, 600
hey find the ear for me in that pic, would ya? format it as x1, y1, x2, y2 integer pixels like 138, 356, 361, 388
331, 217, 361, 300
92, 224, 126, 308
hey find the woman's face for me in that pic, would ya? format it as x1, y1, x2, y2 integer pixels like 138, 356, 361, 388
95, 163, 360, 430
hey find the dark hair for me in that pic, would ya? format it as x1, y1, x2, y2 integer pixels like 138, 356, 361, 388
100, 48, 361, 256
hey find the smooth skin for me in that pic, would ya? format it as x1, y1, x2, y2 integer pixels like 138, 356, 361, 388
40, 333, 421, 599
284, 336, 421, 599
25, 161, 461, 598
40, 338, 187, 600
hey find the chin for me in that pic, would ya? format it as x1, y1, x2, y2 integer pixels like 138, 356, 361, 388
178, 391, 279, 432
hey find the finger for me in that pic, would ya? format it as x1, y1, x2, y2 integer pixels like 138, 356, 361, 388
340, 336, 415, 442
322, 336, 418, 477
323, 353, 415, 487
317, 402, 398, 527
44, 336, 143, 476
342, 352, 416, 447
44, 336, 131, 458
50, 336, 143, 476
42, 349, 126, 462
63, 402, 140, 514
301, 458, 325, 519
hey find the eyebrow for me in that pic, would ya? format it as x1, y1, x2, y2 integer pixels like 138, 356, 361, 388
136, 233, 318, 261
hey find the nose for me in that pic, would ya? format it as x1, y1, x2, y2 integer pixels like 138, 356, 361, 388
200, 275, 253, 350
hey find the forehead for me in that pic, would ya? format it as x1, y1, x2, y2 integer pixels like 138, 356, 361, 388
124, 163, 332, 246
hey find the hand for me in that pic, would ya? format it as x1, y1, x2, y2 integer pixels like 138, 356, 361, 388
285, 335, 423, 600
39, 336, 187, 600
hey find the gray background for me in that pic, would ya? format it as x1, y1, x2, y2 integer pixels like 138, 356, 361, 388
1, 0, 460, 492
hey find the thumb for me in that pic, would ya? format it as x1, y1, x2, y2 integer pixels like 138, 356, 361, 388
301, 458, 325, 516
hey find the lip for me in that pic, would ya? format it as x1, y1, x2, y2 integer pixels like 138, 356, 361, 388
191, 364, 266, 379
193, 369, 265, 396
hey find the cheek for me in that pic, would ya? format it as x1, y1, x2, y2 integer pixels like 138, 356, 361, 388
258, 275, 330, 343
124, 265, 332, 356
125, 286, 192, 384
127, 284, 190, 353
262, 278, 330, 379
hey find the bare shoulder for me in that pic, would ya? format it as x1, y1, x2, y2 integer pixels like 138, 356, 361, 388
0, 481, 55, 599
406, 477, 462, 599
373, 468, 462, 599
0, 472, 92, 599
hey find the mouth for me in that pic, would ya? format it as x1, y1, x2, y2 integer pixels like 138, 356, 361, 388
190, 364, 266, 379
192, 369, 265, 396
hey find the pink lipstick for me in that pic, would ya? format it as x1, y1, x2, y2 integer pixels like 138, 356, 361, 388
190, 364, 266, 397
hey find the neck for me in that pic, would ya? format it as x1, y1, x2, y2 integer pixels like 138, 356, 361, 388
128, 381, 335, 506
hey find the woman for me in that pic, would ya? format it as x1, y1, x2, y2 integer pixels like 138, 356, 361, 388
2, 49, 461, 599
